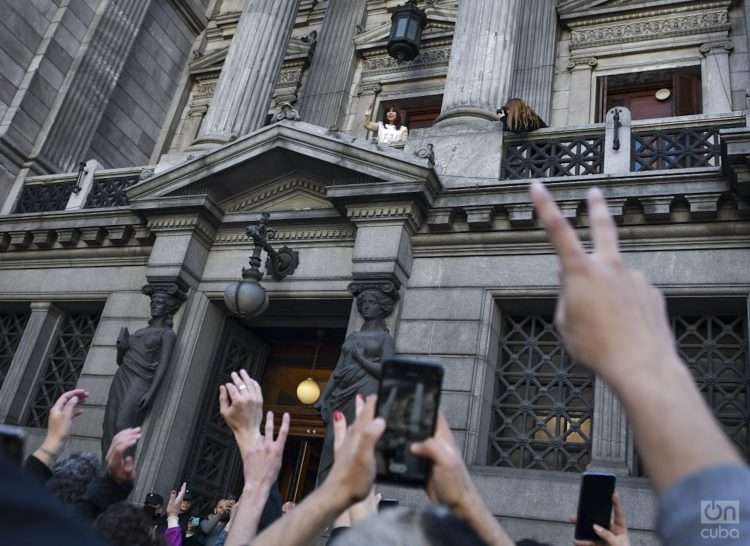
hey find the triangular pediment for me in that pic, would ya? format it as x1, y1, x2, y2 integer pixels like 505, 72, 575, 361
558, 0, 721, 19
128, 121, 437, 212
355, 1, 456, 51
222, 176, 333, 213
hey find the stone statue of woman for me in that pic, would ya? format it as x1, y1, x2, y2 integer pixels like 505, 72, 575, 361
101, 284, 186, 455
316, 282, 398, 481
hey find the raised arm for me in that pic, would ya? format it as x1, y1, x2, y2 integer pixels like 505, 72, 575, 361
363, 114, 379, 132
529, 182, 742, 493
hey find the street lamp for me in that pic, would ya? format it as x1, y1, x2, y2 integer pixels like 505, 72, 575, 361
387, 0, 427, 62
224, 212, 300, 318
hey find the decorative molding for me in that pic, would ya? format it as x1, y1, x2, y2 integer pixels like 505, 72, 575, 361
146, 214, 217, 245
360, 42, 452, 79
223, 178, 330, 213
346, 202, 424, 232
569, 7, 731, 49
567, 56, 599, 71
215, 225, 355, 245
700, 40, 734, 56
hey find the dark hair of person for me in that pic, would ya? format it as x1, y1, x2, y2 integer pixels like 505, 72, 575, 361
516, 540, 553, 546
420, 507, 490, 546
46, 452, 103, 504
95, 502, 166, 546
383, 106, 403, 130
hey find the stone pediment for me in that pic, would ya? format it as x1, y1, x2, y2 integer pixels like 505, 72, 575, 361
127, 121, 438, 214
559, 0, 701, 18
221, 176, 333, 213
354, 1, 456, 51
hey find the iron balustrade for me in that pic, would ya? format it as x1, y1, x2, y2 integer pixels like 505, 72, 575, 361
14, 180, 76, 213
631, 126, 722, 171
84, 175, 140, 208
501, 131, 604, 179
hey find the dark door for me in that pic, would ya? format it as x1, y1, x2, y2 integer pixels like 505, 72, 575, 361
181, 318, 269, 516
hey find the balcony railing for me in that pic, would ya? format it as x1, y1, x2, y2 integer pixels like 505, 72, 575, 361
10, 167, 145, 214
502, 112, 744, 181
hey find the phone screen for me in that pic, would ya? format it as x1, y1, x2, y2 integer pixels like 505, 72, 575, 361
574, 472, 616, 541
375, 358, 443, 486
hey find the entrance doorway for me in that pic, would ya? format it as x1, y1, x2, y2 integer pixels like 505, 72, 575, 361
181, 299, 349, 516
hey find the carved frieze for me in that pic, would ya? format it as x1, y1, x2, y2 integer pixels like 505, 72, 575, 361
570, 8, 731, 50
360, 42, 451, 79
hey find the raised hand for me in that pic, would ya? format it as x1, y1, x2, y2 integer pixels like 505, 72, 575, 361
410, 413, 475, 511
167, 482, 188, 519
35, 389, 89, 465
105, 427, 141, 484
529, 182, 678, 388
326, 395, 385, 505
242, 411, 290, 491
573, 492, 631, 546
219, 369, 264, 455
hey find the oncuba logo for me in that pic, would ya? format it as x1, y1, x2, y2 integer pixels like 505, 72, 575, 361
701, 501, 740, 540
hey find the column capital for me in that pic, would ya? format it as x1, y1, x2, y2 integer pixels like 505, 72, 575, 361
567, 56, 598, 71
700, 41, 734, 56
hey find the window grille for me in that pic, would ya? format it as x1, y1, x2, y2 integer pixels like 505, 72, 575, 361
0, 309, 30, 390
501, 133, 604, 179
673, 315, 749, 457
26, 311, 101, 427
631, 127, 721, 171
488, 315, 594, 473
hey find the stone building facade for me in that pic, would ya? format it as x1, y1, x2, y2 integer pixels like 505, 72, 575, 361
1, 0, 750, 544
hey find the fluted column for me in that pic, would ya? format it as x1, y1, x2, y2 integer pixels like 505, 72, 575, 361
437, 0, 521, 126
510, 0, 557, 124
36, 0, 152, 172
194, 0, 301, 146
299, 0, 367, 128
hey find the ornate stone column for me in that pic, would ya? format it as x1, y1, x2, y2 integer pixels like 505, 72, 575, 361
299, 0, 368, 128
193, 0, 301, 146
567, 57, 598, 125
701, 41, 734, 114
437, 0, 521, 126
589, 378, 629, 476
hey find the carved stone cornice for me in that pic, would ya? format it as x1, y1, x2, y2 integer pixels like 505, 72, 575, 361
215, 225, 355, 246
567, 56, 598, 71
346, 202, 424, 233
360, 41, 452, 79
223, 178, 327, 213
569, 4, 731, 50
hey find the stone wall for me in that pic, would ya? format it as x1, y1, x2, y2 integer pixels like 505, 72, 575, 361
87, 1, 195, 168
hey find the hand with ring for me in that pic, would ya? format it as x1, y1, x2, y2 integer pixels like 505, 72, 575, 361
219, 370, 264, 457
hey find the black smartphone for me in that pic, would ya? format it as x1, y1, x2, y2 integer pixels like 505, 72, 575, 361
375, 358, 443, 487
378, 498, 400, 512
0, 425, 26, 466
574, 472, 616, 541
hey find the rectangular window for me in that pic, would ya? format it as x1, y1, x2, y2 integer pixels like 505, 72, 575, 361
25, 307, 102, 428
488, 314, 594, 473
381, 95, 443, 131
596, 67, 701, 122
0, 305, 30, 390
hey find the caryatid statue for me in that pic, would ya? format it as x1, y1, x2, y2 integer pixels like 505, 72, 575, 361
101, 283, 187, 455
316, 281, 398, 482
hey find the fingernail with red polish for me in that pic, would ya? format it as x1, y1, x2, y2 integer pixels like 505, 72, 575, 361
334, 411, 343, 422
357, 393, 364, 401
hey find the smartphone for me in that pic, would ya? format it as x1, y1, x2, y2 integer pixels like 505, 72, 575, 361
378, 498, 400, 512
0, 425, 26, 466
574, 472, 616, 541
375, 358, 443, 487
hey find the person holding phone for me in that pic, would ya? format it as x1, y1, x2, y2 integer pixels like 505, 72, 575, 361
570, 491, 631, 546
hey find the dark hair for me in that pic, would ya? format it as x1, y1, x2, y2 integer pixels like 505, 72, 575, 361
516, 540, 553, 546
46, 452, 103, 504
383, 106, 403, 130
95, 502, 165, 546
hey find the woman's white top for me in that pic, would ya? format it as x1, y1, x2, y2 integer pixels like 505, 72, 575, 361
376, 122, 408, 147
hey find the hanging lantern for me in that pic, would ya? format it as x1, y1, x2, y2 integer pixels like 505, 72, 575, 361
387, 0, 427, 62
296, 377, 321, 405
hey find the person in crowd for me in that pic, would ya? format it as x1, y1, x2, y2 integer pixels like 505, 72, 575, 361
95, 502, 165, 546
200, 497, 235, 546
165, 483, 189, 546
144, 492, 165, 533
178, 488, 195, 538
46, 452, 102, 504
571, 492, 630, 546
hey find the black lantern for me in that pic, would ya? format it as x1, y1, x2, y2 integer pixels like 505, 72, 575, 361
387, 0, 427, 62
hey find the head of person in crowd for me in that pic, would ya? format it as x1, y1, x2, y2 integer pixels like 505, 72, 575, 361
95, 502, 165, 546
143, 492, 164, 521
180, 489, 193, 515
214, 497, 234, 521
336, 506, 490, 546
46, 452, 103, 504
